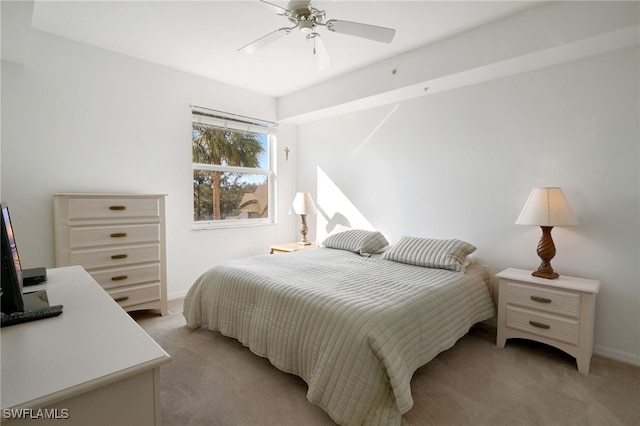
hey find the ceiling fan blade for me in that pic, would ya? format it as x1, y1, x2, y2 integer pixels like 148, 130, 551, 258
307, 33, 332, 70
238, 28, 292, 55
325, 19, 396, 43
253, 0, 291, 17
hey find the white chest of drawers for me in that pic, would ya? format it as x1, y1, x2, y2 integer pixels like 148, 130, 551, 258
496, 268, 600, 374
54, 194, 168, 315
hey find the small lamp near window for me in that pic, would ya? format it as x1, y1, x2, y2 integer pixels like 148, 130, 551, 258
292, 192, 317, 245
516, 187, 578, 279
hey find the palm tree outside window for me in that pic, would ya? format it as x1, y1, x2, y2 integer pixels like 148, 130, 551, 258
192, 107, 276, 228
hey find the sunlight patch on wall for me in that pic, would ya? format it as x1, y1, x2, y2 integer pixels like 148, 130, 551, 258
349, 103, 399, 160
316, 166, 374, 242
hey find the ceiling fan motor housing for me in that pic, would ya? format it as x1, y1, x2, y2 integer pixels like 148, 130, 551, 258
286, 0, 325, 27
286, 0, 312, 16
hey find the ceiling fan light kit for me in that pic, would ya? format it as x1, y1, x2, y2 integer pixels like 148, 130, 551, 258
239, 0, 396, 70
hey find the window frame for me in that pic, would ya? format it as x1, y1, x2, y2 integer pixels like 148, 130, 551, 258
191, 106, 277, 230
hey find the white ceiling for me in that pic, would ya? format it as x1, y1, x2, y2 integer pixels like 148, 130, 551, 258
26, 0, 538, 97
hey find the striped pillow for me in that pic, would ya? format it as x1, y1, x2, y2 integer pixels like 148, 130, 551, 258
323, 229, 389, 257
382, 236, 476, 272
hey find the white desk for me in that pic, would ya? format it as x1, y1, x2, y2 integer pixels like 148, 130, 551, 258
1, 266, 171, 425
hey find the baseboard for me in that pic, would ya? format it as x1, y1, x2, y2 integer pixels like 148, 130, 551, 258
168, 289, 189, 301
593, 344, 640, 367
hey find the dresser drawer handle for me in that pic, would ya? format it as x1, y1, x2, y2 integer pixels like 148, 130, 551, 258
530, 296, 552, 304
111, 275, 129, 281
110, 232, 127, 238
529, 321, 551, 330
109, 205, 126, 211
111, 254, 128, 260
113, 296, 130, 303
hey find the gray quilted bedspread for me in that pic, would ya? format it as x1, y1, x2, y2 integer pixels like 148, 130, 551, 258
183, 247, 495, 425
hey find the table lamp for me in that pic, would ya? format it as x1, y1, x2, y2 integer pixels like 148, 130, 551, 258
515, 187, 578, 279
292, 192, 317, 245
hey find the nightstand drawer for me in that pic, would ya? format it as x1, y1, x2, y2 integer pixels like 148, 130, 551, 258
67, 198, 160, 220
70, 244, 160, 270
90, 264, 161, 290
107, 283, 161, 309
70, 224, 160, 248
506, 305, 579, 345
507, 282, 580, 318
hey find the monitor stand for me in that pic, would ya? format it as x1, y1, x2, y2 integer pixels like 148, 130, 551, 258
22, 290, 52, 310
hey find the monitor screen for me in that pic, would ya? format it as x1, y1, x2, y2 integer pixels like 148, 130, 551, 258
1, 202, 25, 313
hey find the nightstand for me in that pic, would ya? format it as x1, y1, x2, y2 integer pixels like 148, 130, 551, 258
496, 268, 600, 374
269, 242, 316, 254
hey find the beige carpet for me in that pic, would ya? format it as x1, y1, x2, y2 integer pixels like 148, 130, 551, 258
133, 301, 639, 426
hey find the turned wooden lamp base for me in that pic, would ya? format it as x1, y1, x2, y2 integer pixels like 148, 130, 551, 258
532, 226, 559, 279
297, 214, 312, 245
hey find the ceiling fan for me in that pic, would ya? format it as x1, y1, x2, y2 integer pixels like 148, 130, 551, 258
239, 0, 396, 70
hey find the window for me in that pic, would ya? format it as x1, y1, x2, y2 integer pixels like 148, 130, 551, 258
192, 106, 276, 229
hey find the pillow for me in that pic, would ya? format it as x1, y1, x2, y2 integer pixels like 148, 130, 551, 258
382, 236, 476, 272
322, 229, 389, 257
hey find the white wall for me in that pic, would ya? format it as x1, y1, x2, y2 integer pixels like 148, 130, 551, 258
296, 47, 640, 365
1, 30, 299, 299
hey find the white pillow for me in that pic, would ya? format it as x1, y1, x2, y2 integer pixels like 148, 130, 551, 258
382, 236, 476, 272
323, 229, 389, 257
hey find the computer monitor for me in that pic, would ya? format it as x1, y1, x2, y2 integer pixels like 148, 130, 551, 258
1, 202, 25, 313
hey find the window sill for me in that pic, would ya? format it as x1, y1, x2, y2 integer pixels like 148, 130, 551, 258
192, 220, 276, 231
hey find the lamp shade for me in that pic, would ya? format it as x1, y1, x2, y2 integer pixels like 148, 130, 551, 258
292, 192, 317, 215
515, 187, 578, 226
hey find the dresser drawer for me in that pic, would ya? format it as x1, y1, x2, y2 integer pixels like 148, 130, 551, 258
107, 283, 161, 309
67, 198, 160, 220
506, 282, 580, 318
506, 305, 579, 345
70, 224, 160, 249
70, 244, 160, 270
90, 264, 161, 290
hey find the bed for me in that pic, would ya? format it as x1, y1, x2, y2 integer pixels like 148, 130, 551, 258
184, 233, 495, 426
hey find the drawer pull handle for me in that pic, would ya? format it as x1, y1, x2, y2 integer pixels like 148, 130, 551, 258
531, 296, 552, 304
111, 254, 128, 260
111, 275, 129, 281
110, 232, 127, 238
113, 296, 129, 303
529, 321, 551, 330
109, 205, 126, 211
